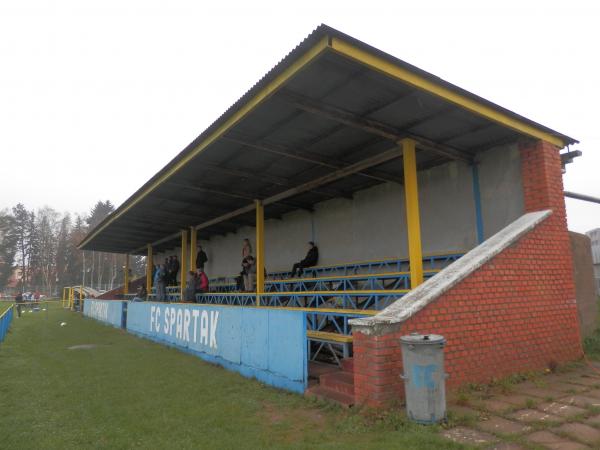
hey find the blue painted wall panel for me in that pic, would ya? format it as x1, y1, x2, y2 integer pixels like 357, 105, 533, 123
83, 300, 125, 328
241, 308, 269, 370
268, 309, 307, 381
126, 302, 307, 393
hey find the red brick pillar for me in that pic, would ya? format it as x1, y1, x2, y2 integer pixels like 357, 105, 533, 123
519, 140, 576, 301
353, 332, 403, 408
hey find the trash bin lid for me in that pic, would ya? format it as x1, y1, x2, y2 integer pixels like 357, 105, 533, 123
400, 333, 445, 345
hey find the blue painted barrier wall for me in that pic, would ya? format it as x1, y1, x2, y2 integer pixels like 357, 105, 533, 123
0, 305, 14, 343
127, 302, 307, 393
83, 299, 126, 328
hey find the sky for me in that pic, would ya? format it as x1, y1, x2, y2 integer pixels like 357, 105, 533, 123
0, 0, 598, 232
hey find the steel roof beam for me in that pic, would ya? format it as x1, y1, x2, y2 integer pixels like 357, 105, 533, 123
194, 146, 402, 232
278, 89, 474, 164
165, 181, 315, 211
222, 134, 401, 186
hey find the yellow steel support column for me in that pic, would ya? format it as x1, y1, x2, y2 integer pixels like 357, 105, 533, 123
146, 245, 153, 295
180, 230, 188, 301
80, 285, 84, 314
255, 200, 265, 305
402, 138, 424, 288
190, 227, 197, 272
70, 287, 74, 310
124, 254, 130, 295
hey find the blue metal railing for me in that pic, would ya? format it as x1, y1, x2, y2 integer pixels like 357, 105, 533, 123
0, 305, 14, 344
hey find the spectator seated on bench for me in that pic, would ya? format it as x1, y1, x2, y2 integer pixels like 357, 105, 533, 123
184, 270, 196, 302
290, 241, 318, 278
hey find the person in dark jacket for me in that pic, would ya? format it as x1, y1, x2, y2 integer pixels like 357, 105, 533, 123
184, 270, 197, 302
196, 246, 208, 271
171, 255, 180, 286
15, 292, 23, 317
164, 257, 171, 285
154, 264, 167, 302
291, 242, 319, 278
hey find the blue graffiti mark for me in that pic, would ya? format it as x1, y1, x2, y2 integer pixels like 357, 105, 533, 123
412, 364, 438, 389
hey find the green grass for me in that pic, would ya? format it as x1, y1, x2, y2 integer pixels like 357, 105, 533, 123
0, 301, 13, 315
0, 303, 470, 450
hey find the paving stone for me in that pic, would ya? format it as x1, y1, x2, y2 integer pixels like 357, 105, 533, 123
440, 426, 498, 446
557, 394, 600, 408
583, 388, 600, 399
486, 443, 525, 450
525, 430, 589, 450
512, 385, 565, 400
585, 413, 600, 426
493, 394, 534, 407
477, 415, 532, 435
477, 399, 515, 414
448, 405, 483, 419
536, 401, 587, 418
544, 377, 591, 393
554, 422, 600, 445
508, 408, 563, 423
565, 376, 600, 387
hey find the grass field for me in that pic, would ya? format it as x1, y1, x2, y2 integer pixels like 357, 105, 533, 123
0, 302, 468, 450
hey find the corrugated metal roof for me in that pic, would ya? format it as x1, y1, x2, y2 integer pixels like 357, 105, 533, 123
79, 24, 577, 254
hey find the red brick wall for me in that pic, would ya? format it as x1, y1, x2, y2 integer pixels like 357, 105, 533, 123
353, 140, 582, 408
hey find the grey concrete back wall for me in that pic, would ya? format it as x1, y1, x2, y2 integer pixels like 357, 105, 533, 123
154, 144, 522, 279
477, 144, 524, 239
569, 231, 598, 337
418, 160, 478, 254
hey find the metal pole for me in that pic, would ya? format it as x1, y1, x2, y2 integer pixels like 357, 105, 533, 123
564, 191, 600, 205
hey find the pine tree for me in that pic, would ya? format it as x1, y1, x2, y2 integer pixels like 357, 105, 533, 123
0, 209, 18, 290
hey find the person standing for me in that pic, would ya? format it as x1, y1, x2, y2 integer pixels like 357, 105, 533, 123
172, 255, 180, 286
164, 257, 171, 286
196, 246, 208, 271
184, 270, 196, 302
15, 292, 23, 318
243, 255, 257, 292
154, 264, 167, 302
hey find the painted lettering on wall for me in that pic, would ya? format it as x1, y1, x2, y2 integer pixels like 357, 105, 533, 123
149, 305, 219, 349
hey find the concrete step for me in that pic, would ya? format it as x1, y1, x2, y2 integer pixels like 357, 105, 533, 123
340, 357, 354, 373
305, 385, 354, 408
320, 371, 355, 396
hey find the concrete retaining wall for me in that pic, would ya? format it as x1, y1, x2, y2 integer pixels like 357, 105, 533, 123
126, 302, 307, 393
83, 299, 127, 328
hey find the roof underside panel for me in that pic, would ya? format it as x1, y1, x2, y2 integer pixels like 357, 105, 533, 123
81, 26, 576, 254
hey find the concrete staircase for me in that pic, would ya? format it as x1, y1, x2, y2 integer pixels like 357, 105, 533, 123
306, 358, 355, 407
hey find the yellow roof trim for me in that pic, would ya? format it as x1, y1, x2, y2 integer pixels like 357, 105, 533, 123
78, 36, 331, 250
330, 37, 566, 148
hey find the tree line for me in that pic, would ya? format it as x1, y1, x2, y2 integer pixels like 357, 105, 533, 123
0, 200, 144, 296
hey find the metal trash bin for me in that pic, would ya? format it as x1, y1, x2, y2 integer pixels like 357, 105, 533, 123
400, 333, 447, 424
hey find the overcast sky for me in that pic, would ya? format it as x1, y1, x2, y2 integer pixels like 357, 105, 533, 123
0, 0, 598, 232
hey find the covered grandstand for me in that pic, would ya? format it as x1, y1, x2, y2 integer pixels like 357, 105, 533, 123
78, 25, 582, 407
